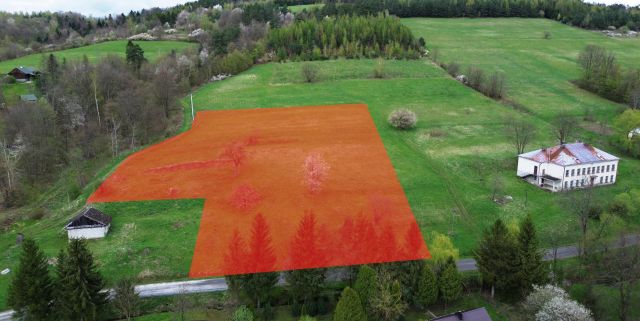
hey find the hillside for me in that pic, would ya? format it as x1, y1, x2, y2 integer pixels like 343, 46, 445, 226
0, 40, 197, 74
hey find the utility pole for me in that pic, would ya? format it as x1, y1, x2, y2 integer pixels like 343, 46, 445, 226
190, 93, 195, 122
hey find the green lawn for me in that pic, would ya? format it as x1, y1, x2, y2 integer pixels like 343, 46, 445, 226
0, 40, 197, 74
402, 18, 640, 120
288, 3, 324, 13
183, 56, 640, 262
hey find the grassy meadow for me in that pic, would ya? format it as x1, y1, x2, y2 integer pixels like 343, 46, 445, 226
0, 40, 197, 74
287, 4, 324, 13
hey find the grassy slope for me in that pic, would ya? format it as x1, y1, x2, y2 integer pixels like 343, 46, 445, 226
288, 4, 324, 13
0, 40, 197, 74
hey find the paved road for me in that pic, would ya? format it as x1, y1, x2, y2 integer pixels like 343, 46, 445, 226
2, 234, 638, 321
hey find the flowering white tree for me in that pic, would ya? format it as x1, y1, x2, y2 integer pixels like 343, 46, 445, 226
536, 296, 594, 321
525, 284, 594, 321
303, 153, 330, 194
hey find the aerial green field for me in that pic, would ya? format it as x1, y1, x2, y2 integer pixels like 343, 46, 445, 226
3, 18, 640, 312
402, 18, 640, 120
0, 40, 197, 74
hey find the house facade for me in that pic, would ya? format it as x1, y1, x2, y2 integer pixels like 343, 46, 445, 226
64, 207, 112, 239
517, 142, 619, 192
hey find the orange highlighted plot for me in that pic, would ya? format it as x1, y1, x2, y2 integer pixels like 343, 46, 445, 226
89, 104, 430, 277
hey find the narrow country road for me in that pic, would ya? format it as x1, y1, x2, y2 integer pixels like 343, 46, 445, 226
1, 234, 638, 321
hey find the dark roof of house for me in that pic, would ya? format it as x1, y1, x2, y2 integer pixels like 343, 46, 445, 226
20, 94, 37, 102
65, 207, 112, 229
9, 66, 38, 75
430, 307, 493, 321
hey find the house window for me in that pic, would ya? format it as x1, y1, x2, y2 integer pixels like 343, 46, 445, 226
581, 179, 585, 186
601, 166, 605, 172
571, 169, 575, 176
611, 175, 615, 183
605, 176, 608, 183
587, 168, 591, 174
570, 181, 574, 187
564, 181, 568, 189
599, 177, 603, 184
606, 165, 610, 172
612, 164, 616, 171
566, 170, 569, 177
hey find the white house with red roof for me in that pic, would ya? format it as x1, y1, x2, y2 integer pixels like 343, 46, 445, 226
517, 142, 619, 192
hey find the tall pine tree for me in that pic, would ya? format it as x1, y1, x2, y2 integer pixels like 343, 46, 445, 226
416, 263, 438, 308
56, 239, 108, 321
437, 256, 462, 307
517, 215, 547, 297
475, 218, 520, 300
125, 40, 145, 72
333, 287, 366, 321
8, 239, 55, 321
353, 265, 377, 314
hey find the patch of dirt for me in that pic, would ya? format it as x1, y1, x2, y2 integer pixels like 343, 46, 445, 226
580, 121, 613, 136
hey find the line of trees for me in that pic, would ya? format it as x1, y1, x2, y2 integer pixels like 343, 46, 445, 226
304, 0, 640, 32
268, 14, 424, 61
577, 45, 640, 109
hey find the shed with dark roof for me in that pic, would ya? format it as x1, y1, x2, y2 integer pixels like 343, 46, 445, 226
8, 66, 39, 81
64, 207, 112, 239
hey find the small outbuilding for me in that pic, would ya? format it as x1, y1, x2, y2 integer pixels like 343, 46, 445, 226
8, 66, 39, 81
20, 94, 37, 102
430, 307, 492, 321
64, 207, 112, 240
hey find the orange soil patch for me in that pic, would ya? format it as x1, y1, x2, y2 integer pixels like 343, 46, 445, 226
89, 104, 430, 277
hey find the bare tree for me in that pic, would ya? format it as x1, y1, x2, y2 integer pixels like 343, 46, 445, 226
553, 112, 575, 145
562, 187, 596, 256
0, 138, 21, 191
585, 235, 640, 321
112, 278, 140, 321
505, 117, 535, 154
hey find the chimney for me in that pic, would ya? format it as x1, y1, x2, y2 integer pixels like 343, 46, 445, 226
455, 311, 464, 320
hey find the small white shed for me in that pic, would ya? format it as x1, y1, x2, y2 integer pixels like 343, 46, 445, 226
64, 208, 112, 240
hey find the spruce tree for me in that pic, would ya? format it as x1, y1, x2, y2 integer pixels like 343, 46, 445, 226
7, 239, 55, 321
416, 263, 438, 308
353, 265, 377, 312
517, 215, 547, 297
286, 268, 326, 315
56, 239, 108, 321
125, 40, 145, 71
475, 218, 520, 299
333, 287, 366, 321
437, 256, 462, 306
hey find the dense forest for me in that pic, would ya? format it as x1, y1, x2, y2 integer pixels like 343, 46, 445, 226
268, 14, 424, 60
304, 0, 640, 31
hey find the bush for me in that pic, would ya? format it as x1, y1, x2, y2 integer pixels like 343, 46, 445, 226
373, 59, 386, 79
232, 305, 254, 321
543, 31, 552, 39
301, 63, 320, 83
446, 62, 461, 77
388, 109, 417, 130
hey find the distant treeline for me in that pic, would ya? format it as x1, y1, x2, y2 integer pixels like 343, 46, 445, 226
301, 0, 640, 31
268, 14, 424, 60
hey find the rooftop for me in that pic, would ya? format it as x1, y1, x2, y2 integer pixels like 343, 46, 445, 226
12, 66, 38, 75
519, 142, 618, 166
20, 94, 37, 102
65, 207, 112, 229
430, 307, 492, 321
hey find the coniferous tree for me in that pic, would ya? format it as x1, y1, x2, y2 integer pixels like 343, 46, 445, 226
241, 272, 279, 310
353, 265, 377, 313
437, 256, 462, 307
517, 215, 547, 297
7, 239, 55, 321
286, 268, 326, 315
333, 287, 366, 321
475, 218, 520, 299
416, 263, 438, 308
125, 40, 145, 71
56, 239, 108, 321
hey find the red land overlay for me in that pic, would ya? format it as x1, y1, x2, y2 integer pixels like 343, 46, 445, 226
88, 104, 430, 277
